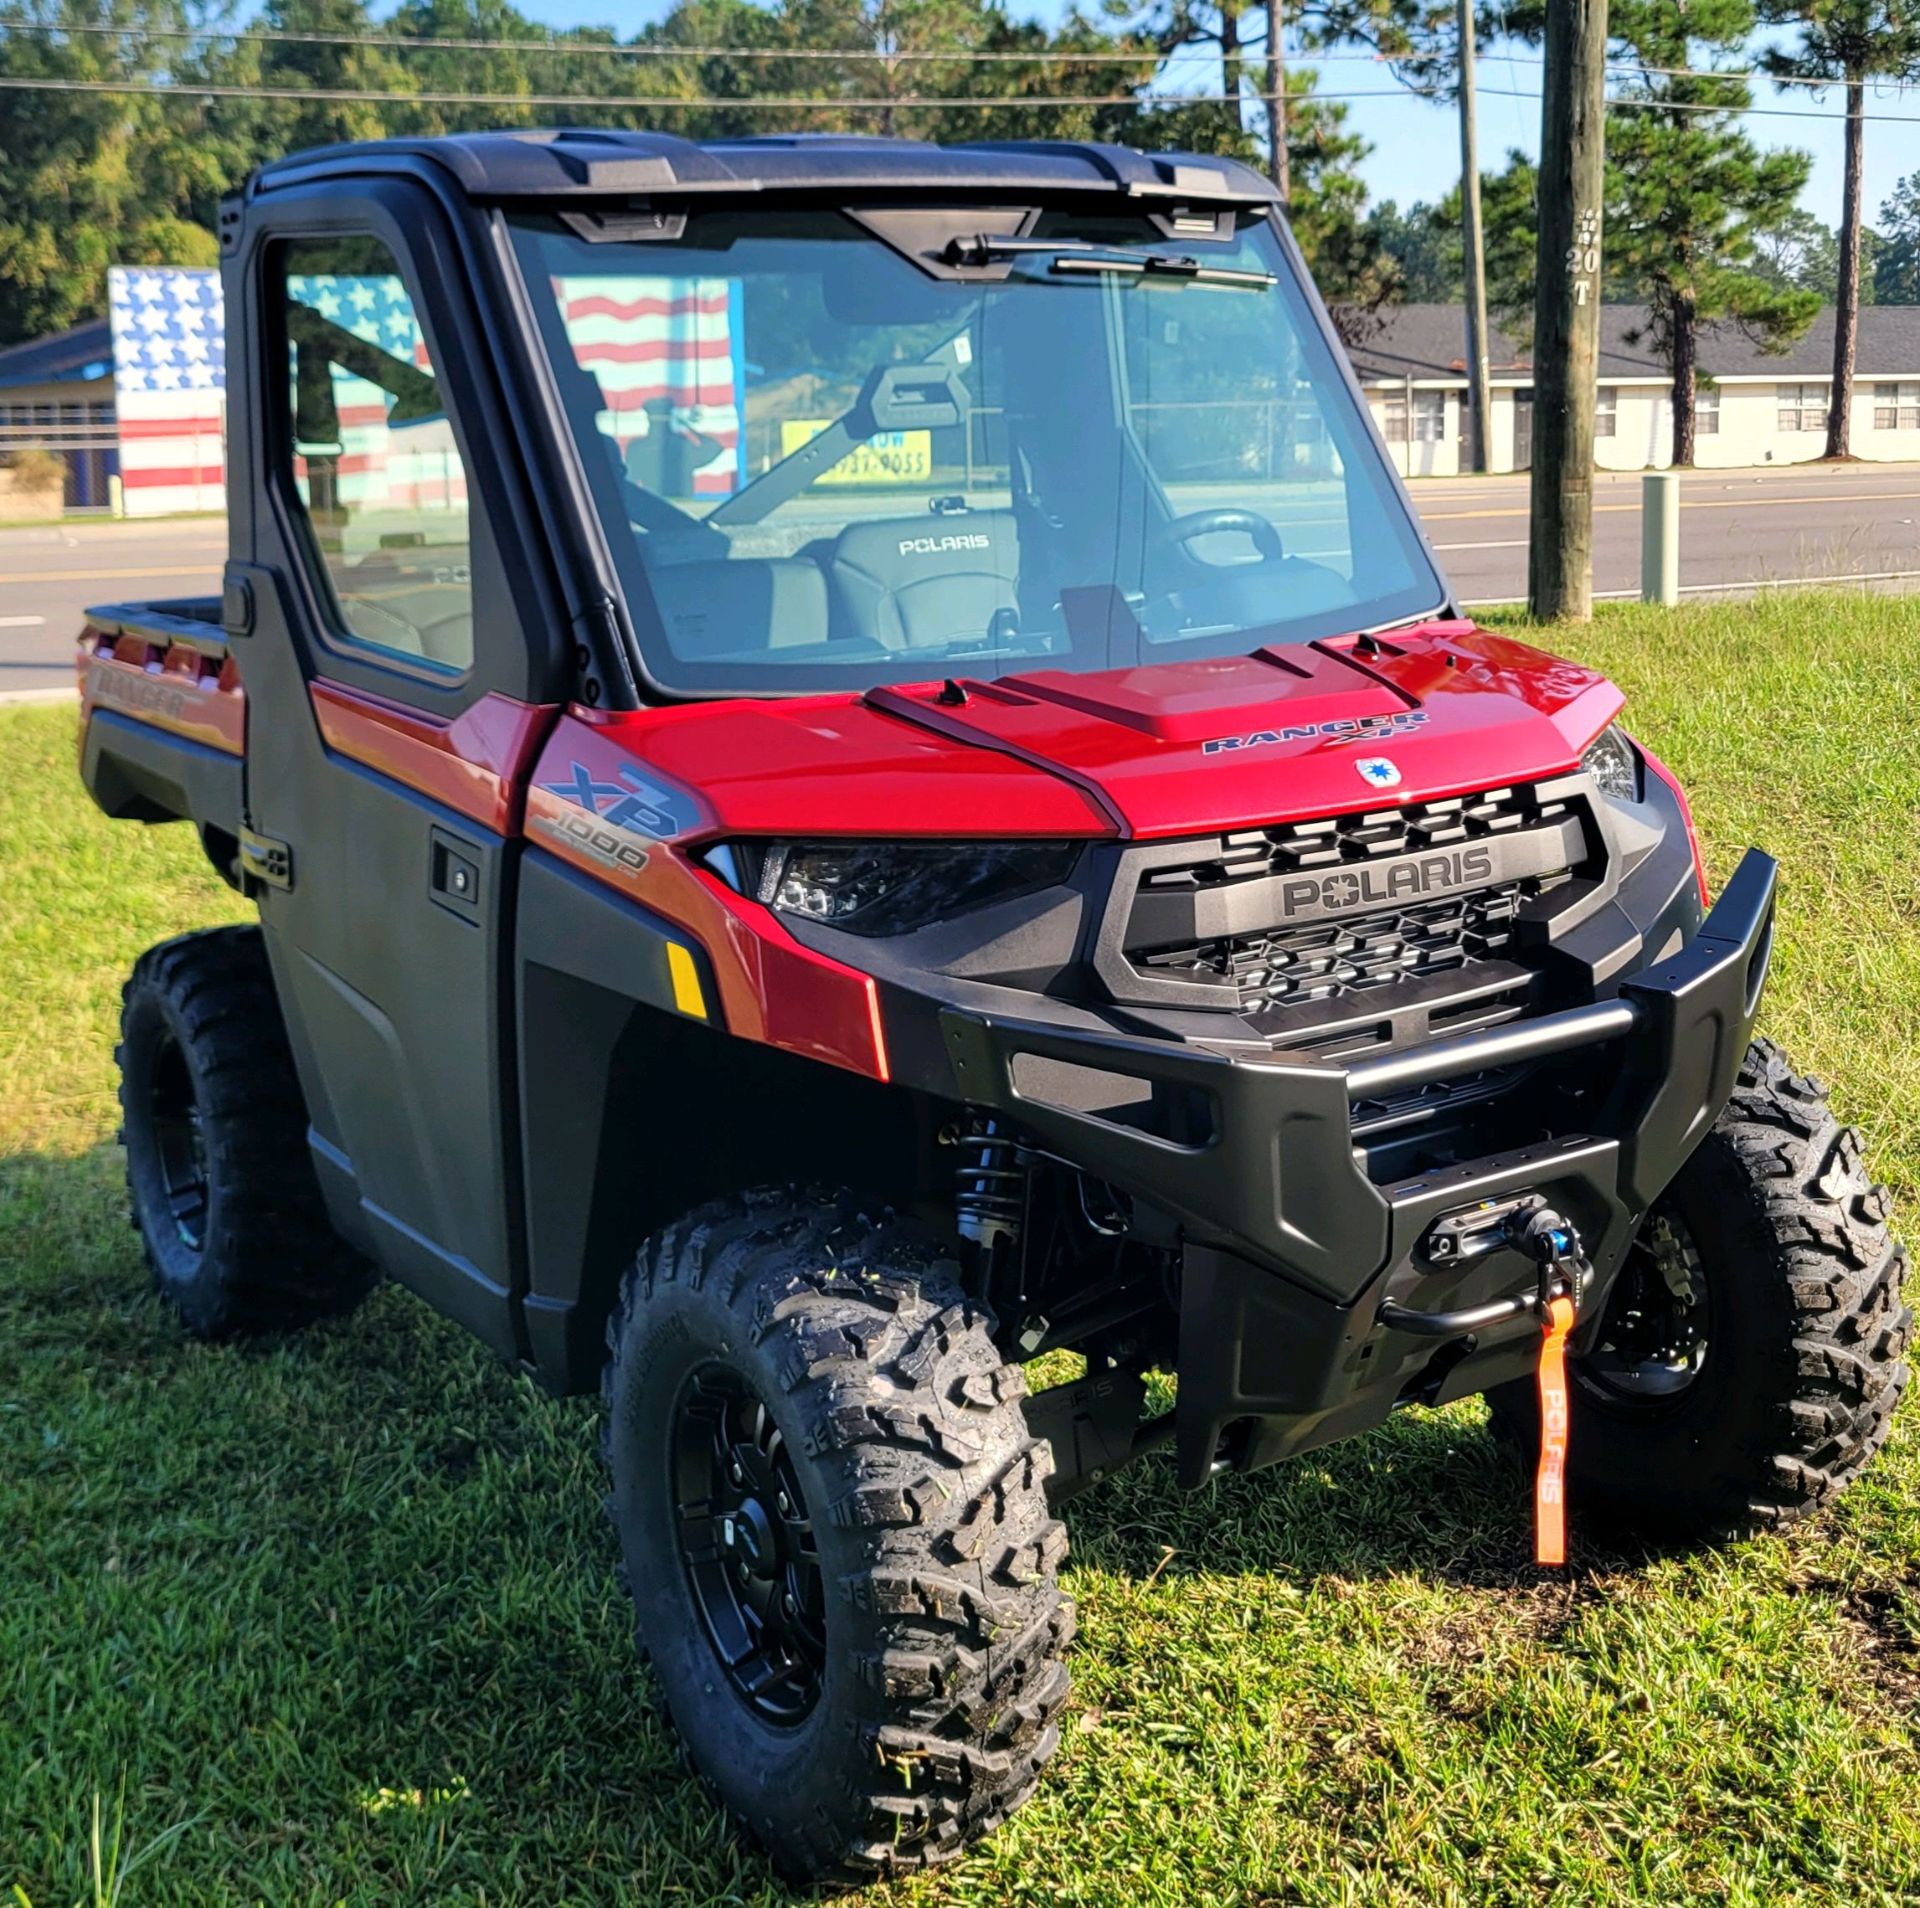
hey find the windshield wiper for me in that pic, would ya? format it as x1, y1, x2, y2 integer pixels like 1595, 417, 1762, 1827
941, 234, 1274, 288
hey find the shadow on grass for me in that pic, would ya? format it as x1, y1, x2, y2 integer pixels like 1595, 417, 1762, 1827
3, 1144, 802, 1905
0, 1140, 1661, 1903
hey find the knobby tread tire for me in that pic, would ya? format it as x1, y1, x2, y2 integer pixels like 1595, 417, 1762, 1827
600, 1187, 1073, 1888
1489, 1038, 1909, 1539
118, 925, 373, 1338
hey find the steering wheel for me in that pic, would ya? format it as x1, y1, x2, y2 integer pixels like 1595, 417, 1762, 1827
1153, 508, 1285, 566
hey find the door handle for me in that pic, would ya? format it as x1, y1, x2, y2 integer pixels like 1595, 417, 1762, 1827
429, 828, 481, 920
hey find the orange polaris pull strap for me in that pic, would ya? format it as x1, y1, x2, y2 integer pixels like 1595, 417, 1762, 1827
1535, 1294, 1576, 1567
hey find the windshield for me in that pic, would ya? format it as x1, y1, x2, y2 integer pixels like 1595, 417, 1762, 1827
508, 207, 1446, 697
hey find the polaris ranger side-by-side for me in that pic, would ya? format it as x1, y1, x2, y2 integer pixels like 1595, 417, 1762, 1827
82, 130, 1907, 1884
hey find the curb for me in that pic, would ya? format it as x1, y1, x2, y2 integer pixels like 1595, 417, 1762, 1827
0, 685, 79, 706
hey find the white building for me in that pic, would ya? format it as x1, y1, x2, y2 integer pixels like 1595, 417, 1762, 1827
1349, 304, 1920, 477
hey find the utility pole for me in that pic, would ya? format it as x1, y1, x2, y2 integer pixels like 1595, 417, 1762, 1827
1265, 0, 1289, 204
1527, 0, 1608, 622
1456, 0, 1492, 472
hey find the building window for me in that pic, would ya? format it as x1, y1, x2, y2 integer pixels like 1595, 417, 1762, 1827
1778, 382, 1827, 431
1696, 385, 1720, 434
1381, 392, 1445, 443
1594, 387, 1617, 437
1873, 381, 1920, 430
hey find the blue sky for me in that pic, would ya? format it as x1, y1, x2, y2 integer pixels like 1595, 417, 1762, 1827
499, 0, 1912, 237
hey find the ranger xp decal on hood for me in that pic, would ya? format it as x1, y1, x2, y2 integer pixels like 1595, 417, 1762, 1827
1202, 710, 1429, 756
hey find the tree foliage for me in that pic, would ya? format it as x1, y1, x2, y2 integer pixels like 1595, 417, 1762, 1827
1877, 170, 1920, 305
1757, 0, 1920, 453
0, 0, 1423, 347
1360, 197, 1459, 303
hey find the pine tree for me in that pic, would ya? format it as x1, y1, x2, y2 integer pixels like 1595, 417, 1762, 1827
1499, 0, 1816, 465
1608, 0, 1817, 464
1758, 1, 1920, 456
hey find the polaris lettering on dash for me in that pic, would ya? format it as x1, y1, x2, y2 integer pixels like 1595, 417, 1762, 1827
898, 533, 992, 556
1278, 844, 1495, 919
1203, 710, 1429, 755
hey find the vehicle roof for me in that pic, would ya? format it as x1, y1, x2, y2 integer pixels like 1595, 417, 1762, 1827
251, 127, 1281, 207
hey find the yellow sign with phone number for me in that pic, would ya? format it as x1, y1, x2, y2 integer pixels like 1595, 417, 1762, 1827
780, 418, 932, 485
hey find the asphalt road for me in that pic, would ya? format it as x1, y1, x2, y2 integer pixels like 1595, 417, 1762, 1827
0, 517, 227, 699
1424, 462, 1920, 609
5, 461, 1920, 697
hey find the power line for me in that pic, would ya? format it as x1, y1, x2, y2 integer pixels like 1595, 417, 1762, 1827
3, 70, 1918, 125
0, 72, 1362, 108
0, 20, 1166, 65
4, 18, 1915, 96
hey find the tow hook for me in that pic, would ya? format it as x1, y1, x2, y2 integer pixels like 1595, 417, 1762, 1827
1376, 1196, 1593, 1338
1514, 1205, 1586, 1323
1379, 1199, 1592, 1565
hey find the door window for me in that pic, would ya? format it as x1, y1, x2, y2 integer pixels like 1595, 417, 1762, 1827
276, 237, 473, 673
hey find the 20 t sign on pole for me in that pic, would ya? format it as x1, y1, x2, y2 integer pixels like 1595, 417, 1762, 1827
1528, 0, 1609, 622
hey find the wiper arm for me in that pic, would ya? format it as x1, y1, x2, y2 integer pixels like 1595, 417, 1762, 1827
1047, 250, 1275, 288
942, 234, 1274, 288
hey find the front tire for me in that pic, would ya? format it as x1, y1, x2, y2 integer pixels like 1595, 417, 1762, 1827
1489, 1039, 1909, 1539
118, 926, 373, 1338
601, 1189, 1073, 1887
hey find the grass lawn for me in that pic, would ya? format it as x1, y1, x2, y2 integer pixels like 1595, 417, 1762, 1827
8, 592, 1920, 1906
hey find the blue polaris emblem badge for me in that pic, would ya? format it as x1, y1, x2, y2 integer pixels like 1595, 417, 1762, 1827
1356, 757, 1402, 789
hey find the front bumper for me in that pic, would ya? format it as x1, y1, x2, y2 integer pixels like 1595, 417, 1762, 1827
938, 848, 1778, 1484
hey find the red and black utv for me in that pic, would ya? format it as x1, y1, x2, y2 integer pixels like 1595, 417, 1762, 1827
79, 129, 1906, 1885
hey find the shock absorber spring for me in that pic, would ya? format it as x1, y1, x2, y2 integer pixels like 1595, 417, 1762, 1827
951, 1116, 1028, 1253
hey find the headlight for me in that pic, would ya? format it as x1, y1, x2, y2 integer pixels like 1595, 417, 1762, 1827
740, 841, 1082, 937
1581, 723, 1642, 803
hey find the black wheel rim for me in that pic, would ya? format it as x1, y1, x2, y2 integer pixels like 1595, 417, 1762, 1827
670, 1363, 825, 1726
1579, 1205, 1710, 1407
148, 1033, 210, 1253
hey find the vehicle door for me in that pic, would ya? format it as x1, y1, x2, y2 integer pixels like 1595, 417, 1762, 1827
224, 186, 571, 1357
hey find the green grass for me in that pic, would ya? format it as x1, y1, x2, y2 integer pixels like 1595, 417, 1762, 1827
9, 592, 1920, 1906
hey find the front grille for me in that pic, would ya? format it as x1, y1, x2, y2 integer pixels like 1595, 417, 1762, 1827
1138, 876, 1550, 1009
1138, 785, 1565, 897
1114, 783, 1588, 1040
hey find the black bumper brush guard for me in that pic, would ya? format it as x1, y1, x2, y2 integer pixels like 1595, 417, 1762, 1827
942, 848, 1778, 1487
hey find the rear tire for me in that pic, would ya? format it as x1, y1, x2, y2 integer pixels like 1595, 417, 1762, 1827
118, 925, 374, 1338
1488, 1039, 1909, 1539
601, 1188, 1073, 1887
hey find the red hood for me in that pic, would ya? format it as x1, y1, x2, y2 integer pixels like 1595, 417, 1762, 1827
568, 621, 1623, 843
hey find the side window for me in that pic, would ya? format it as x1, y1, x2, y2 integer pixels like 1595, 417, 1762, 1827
276, 237, 473, 673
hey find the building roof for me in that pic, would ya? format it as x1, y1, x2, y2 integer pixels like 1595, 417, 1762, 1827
1348, 302, 1920, 385
255, 128, 1279, 207
0, 317, 114, 392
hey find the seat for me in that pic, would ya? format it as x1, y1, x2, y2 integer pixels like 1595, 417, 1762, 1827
643, 557, 831, 658
829, 513, 1022, 652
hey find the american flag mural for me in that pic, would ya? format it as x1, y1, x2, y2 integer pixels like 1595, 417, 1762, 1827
556, 276, 746, 496
106, 266, 227, 518
104, 264, 745, 520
